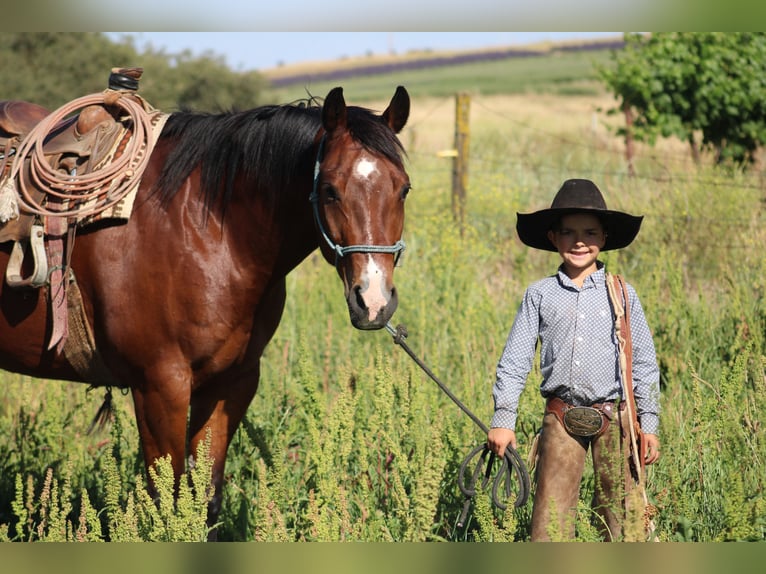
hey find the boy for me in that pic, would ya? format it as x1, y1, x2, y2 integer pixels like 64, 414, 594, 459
487, 179, 660, 541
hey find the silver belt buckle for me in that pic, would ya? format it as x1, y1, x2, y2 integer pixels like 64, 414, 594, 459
563, 406, 605, 437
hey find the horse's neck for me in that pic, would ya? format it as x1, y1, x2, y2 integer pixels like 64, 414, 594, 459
271, 196, 320, 277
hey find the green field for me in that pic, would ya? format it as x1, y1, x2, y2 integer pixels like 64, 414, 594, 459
1, 50, 765, 542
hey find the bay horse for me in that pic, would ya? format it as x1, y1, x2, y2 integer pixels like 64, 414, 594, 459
0, 85, 411, 530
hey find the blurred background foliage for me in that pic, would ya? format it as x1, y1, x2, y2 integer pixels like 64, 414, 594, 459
0, 32, 268, 112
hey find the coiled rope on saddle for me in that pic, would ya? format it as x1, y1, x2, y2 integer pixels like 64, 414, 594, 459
8, 84, 158, 220
385, 322, 531, 527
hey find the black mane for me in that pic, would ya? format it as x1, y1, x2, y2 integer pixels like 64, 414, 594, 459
152, 99, 406, 218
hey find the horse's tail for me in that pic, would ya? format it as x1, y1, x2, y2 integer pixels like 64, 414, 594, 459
87, 386, 114, 434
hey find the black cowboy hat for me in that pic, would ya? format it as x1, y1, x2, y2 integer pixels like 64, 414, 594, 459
516, 179, 643, 252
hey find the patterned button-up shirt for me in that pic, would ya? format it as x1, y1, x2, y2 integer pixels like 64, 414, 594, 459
491, 264, 660, 434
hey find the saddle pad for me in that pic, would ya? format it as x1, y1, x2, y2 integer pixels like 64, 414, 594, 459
75, 111, 169, 228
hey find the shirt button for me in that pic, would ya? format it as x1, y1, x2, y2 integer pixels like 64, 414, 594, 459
576, 336, 583, 342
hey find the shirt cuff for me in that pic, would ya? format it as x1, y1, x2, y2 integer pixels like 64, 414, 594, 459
639, 413, 659, 435
491, 408, 517, 431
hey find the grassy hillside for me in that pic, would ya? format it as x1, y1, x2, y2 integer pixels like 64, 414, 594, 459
261, 41, 617, 103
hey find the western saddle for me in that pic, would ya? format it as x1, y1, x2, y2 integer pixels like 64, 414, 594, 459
0, 67, 151, 288
0, 68, 165, 370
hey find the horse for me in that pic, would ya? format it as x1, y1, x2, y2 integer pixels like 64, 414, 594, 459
0, 85, 411, 532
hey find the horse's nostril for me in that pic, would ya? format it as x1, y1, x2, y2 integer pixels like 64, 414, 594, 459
354, 285, 367, 310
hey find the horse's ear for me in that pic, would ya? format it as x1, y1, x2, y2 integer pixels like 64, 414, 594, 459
322, 86, 347, 134
382, 86, 410, 134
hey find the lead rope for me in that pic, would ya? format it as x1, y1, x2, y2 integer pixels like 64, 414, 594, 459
384, 322, 531, 528
605, 272, 657, 540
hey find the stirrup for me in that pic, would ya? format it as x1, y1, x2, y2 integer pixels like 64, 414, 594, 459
5, 223, 48, 288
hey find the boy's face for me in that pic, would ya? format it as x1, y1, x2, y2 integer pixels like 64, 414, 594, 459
546, 212, 606, 278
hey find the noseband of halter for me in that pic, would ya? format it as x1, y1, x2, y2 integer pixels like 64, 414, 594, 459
309, 135, 406, 266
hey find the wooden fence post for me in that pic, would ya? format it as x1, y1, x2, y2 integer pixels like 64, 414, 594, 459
452, 92, 471, 232
623, 100, 636, 177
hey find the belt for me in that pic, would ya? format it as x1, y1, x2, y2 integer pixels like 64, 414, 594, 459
545, 396, 625, 438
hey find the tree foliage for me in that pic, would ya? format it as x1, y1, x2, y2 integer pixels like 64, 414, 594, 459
599, 32, 766, 166
0, 32, 267, 112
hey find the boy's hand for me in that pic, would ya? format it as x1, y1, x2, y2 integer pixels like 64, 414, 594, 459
643, 433, 660, 464
487, 427, 517, 457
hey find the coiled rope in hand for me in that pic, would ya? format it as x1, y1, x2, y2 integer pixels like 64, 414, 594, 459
385, 323, 531, 527
9, 89, 158, 219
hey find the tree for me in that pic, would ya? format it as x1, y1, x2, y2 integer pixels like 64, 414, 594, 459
599, 32, 766, 167
0, 33, 267, 112
0, 33, 138, 109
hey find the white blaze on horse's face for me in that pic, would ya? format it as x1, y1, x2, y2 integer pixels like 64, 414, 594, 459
352, 154, 390, 323
355, 157, 378, 179
363, 254, 389, 322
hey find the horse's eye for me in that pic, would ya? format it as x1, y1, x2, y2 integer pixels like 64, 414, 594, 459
322, 184, 340, 203
401, 184, 412, 200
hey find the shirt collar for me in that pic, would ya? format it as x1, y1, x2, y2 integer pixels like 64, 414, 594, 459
556, 261, 605, 290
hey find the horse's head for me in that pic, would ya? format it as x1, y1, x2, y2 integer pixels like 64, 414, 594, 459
311, 86, 411, 330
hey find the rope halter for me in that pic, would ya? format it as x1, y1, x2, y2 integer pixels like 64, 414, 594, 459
308, 135, 406, 267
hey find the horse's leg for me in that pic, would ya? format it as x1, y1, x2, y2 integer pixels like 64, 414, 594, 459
187, 280, 287, 537
130, 360, 192, 500
188, 366, 260, 538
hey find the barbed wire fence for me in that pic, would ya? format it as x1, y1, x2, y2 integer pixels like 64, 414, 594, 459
401, 93, 765, 241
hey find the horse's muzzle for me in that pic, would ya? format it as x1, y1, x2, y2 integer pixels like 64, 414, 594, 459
348, 285, 398, 330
